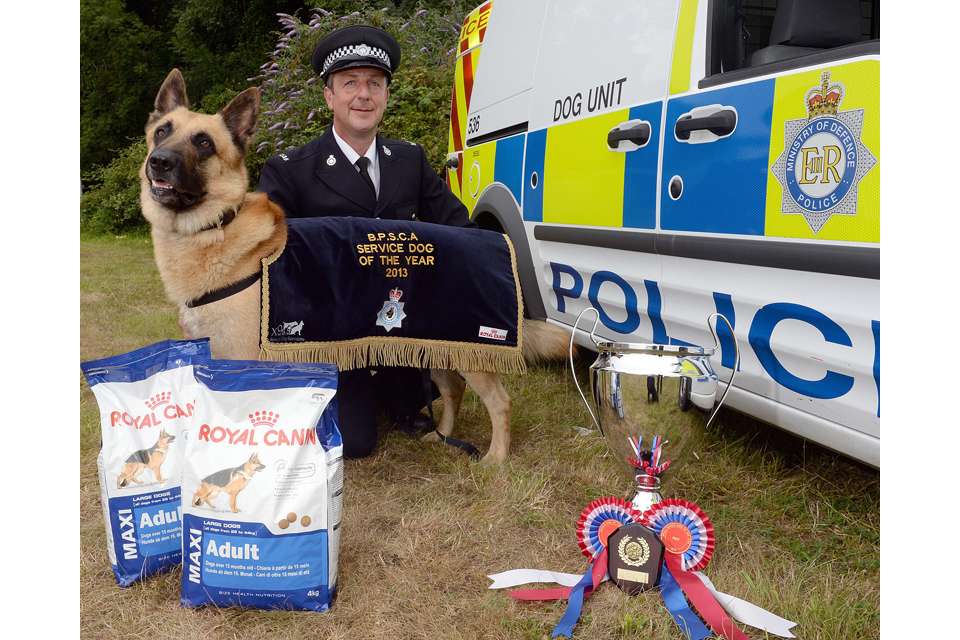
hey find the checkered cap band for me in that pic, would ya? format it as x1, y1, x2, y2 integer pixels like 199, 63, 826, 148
322, 44, 391, 74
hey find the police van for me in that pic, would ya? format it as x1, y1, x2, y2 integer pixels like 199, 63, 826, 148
444, 0, 880, 468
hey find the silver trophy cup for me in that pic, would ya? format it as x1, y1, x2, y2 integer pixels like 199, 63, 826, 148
570, 310, 739, 511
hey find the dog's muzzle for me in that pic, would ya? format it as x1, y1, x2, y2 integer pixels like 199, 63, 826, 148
147, 149, 204, 208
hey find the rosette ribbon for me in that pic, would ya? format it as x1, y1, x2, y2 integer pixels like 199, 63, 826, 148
504, 497, 642, 638
487, 497, 797, 639
641, 498, 797, 640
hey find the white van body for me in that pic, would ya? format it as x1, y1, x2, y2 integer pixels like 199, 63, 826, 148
445, 0, 880, 468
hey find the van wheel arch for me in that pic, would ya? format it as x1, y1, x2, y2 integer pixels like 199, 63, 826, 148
471, 184, 546, 320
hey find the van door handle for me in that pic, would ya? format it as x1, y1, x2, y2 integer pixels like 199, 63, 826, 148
675, 109, 737, 140
607, 121, 651, 151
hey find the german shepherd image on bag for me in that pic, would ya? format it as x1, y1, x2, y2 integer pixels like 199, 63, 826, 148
117, 429, 176, 488
192, 453, 266, 513
140, 69, 572, 461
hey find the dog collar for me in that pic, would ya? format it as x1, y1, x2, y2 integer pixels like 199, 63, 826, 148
197, 196, 245, 233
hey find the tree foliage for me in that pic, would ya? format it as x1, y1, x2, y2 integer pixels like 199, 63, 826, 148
80, 0, 477, 234
80, 0, 168, 175
81, 0, 309, 176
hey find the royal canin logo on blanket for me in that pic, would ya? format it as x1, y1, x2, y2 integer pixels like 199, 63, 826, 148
111, 393, 195, 428
479, 326, 508, 341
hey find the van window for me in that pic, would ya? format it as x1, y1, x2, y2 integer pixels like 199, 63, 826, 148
705, 0, 879, 85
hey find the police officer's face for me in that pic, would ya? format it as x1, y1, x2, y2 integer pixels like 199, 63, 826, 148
324, 67, 389, 145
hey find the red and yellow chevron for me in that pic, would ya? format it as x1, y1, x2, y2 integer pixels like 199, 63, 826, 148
446, 1, 492, 196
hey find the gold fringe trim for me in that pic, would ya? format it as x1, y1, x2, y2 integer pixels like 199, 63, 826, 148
260, 337, 526, 374
258, 232, 527, 374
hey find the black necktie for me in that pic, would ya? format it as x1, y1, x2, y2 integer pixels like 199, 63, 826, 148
355, 157, 376, 198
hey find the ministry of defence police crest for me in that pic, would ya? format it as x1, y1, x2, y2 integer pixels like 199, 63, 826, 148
376, 287, 407, 332
770, 70, 877, 234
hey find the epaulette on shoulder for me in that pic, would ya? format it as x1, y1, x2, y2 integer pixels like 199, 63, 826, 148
273, 138, 323, 163
381, 136, 420, 150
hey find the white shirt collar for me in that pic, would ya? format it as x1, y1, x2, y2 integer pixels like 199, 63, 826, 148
331, 126, 379, 197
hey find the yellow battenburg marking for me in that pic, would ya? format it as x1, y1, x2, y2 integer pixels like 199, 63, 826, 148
543, 110, 628, 227
669, 0, 699, 95
679, 360, 699, 376
448, 42, 482, 156
461, 141, 497, 214
765, 60, 879, 242
447, 44, 482, 202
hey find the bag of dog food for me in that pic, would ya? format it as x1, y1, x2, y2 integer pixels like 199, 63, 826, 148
81, 338, 211, 587
181, 359, 341, 611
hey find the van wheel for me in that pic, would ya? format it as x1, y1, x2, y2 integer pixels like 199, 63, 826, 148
678, 377, 692, 412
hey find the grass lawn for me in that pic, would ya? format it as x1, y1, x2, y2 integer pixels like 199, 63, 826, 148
80, 235, 879, 639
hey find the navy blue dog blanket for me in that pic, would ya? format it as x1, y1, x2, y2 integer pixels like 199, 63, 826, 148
259, 217, 525, 373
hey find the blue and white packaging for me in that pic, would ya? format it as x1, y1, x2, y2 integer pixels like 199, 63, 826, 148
81, 339, 211, 587
180, 359, 341, 611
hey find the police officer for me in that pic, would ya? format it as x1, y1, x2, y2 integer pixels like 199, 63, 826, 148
257, 25, 476, 459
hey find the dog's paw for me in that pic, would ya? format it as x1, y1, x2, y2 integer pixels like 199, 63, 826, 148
420, 431, 443, 444
480, 449, 508, 464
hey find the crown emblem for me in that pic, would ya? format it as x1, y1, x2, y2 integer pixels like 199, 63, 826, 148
249, 411, 280, 427
145, 392, 172, 410
805, 70, 844, 118
388, 288, 403, 302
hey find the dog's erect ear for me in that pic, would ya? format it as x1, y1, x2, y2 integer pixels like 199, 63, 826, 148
154, 69, 189, 116
219, 88, 261, 150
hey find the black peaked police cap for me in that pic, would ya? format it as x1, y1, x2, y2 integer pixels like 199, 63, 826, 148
312, 25, 402, 82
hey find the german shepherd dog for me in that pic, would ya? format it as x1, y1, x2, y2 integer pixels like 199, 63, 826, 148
192, 453, 266, 513
117, 429, 175, 488
140, 69, 572, 462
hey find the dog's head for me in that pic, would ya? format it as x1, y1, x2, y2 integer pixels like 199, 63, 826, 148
140, 69, 260, 233
158, 429, 175, 447
246, 452, 266, 474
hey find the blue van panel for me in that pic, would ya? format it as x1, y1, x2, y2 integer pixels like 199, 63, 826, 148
522, 128, 547, 222
660, 79, 775, 235
494, 133, 526, 206
622, 101, 663, 230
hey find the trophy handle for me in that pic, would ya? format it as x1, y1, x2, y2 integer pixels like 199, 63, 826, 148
704, 312, 739, 431
570, 307, 603, 433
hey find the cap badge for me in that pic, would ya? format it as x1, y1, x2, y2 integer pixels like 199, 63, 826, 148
356, 44, 370, 56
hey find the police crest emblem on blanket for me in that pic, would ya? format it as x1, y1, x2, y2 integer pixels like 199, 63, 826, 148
376, 288, 407, 332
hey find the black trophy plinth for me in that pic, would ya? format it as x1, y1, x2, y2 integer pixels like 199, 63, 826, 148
606, 521, 665, 595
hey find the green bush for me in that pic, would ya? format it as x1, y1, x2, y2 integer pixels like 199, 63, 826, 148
80, 1, 476, 235
80, 140, 149, 235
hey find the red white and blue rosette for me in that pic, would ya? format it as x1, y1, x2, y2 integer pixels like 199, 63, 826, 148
640, 498, 714, 572
488, 495, 798, 639
641, 499, 751, 640
576, 497, 643, 560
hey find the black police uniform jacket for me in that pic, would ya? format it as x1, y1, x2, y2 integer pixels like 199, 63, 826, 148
256, 125, 475, 228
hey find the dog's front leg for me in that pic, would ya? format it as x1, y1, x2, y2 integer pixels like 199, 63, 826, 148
460, 371, 511, 462
427, 369, 467, 441
178, 304, 193, 339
